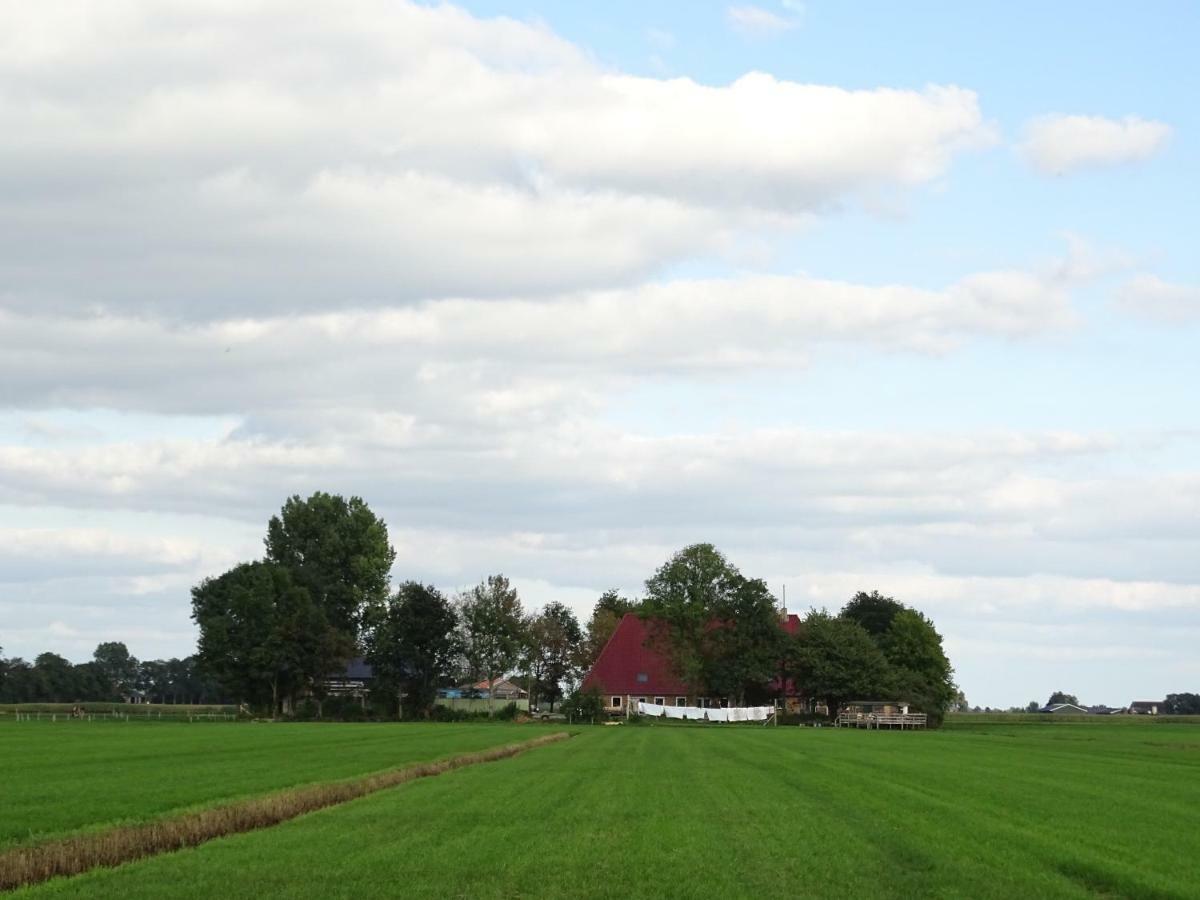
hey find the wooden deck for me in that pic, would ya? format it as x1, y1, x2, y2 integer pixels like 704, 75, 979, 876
836, 712, 927, 729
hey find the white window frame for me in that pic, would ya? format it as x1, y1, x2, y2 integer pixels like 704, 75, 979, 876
653, 696, 665, 706
697, 697, 708, 708
611, 696, 622, 707
637, 696, 648, 705
675, 696, 686, 706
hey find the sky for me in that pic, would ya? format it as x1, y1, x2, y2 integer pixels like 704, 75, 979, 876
1, 1, 1197, 708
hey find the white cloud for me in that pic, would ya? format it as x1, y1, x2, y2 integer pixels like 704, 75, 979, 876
727, 5, 799, 36
1019, 114, 1171, 175
1116, 275, 1200, 323
0, 1, 989, 318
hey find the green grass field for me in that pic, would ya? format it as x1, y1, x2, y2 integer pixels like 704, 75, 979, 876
0, 720, 531, 850
8, 720, 1200, 898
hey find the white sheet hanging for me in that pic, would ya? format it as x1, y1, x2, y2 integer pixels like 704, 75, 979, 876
637, 701, 772, 722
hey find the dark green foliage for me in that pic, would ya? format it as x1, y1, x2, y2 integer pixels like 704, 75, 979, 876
1163, 692, 1200, 714
792, 612, 892, 718
92, 642, 139, 699
641, 544, 783, 704
526, 601, 583, 711
455, 575, 526, 716
878, 609, 956, 726
561, 685, 606, 722
191, 561, 343, 714
264, 492, 396, 641
366, 582, 459, 719
840, 590, 905, 637
1048, 691, 1079, 706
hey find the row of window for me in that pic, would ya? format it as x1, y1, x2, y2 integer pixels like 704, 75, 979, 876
609, 696, 720, 708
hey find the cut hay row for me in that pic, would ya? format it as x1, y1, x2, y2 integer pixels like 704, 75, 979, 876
0, 731, 570, 892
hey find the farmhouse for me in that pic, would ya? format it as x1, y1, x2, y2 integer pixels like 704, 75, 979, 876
1129, 700, 1160, 715
582, 611, 802, 714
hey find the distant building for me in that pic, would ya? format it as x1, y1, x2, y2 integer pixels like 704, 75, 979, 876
1040, 703, 1090, 714
325, 657, 374, 698
1087, 705, 1122, 715
1129, 700, 1160, 715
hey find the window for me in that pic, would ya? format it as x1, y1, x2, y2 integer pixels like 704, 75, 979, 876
636, 672, 649, 683
697, 697, 707, 708
675, 697, 686, 706
637, 697, 648, 704
653, 697, 665, 706
611, 696, 622, 707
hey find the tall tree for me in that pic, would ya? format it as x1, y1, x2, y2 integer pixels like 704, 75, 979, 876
367, 582, 459, 719
32, 652, 77, 702
192, 561, 339, 715
641, 543, 783, 702
878, 609, 956, 726
455, 574, 526, 716
93, 641, 139, 699
1047, 691, 1080, 706
793, 612, 892, 720
264, 492, 396, 643
527, 602, 584, 711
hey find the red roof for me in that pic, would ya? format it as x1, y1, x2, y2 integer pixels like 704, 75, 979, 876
583, 612, 802, 697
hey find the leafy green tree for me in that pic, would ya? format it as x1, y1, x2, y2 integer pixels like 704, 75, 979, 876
93, 641, 139, 699
877, 609, 956, 725
1048, 691, 1079, 706
367, 582, 459, 719
527, 602, 584, 711
561, 685, 606, 723
840, 590, 905, 637
455, 575, 526, 715
1163, 693, 1200, 715
641, 544, 783, 704
192, 562, 340, 716
33, 652, 77, 701
792, 612, 892, 720
264, 492, 396, 642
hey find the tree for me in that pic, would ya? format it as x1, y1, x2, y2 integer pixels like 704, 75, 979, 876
264, 492, 396, 643
192, 562, 340, 715
93, 642, 139, 699
1163, 692, 1200, 715
1047, 691, 1079, 706
32, 653, 77, 702
792, 612, 892, 720
527, 602, 583, 711
641, 543, 783, 701
877, 609, 956, 726
840, 590, 905, 638
1026, 700, 1040, 713
366, 582, 459, 719
580, 590, 637, 671
455, 575, 526, 716
560, 685, 606, 724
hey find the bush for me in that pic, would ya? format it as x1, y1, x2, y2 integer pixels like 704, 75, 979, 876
560, 686, 606, 723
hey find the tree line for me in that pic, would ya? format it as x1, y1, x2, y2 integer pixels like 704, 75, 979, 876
0, 642, 223, 704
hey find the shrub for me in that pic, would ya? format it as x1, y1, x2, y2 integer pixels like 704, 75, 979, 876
560, 686, 606, 723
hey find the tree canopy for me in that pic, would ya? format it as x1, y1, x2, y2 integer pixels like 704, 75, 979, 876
366, 581, 459, 719
455, 574, 525, 715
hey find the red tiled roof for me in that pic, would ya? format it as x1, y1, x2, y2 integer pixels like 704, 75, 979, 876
583, 612, 802, 697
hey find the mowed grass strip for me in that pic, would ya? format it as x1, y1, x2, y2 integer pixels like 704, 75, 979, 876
0, 721, 532, 848
20, 723, 1200, 899
0, 731, 569, 892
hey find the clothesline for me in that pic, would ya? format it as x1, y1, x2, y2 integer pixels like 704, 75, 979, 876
636, 701, 774, 722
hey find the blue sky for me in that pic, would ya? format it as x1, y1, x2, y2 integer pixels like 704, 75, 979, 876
0, 1, 1196, 707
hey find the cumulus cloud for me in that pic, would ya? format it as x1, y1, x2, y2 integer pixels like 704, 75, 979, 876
0, 0, 988, 318
1115, 275, 1200, 323
1019, 114, 1172, 175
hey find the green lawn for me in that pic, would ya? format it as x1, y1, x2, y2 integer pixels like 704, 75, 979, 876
14, 721, 1200, 898
0, 720, 531, 849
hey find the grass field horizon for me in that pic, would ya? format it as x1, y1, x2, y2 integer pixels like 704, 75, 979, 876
6, 718, 1199, 898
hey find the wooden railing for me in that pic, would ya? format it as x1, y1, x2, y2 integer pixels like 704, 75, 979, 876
836, 712, 928, 729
